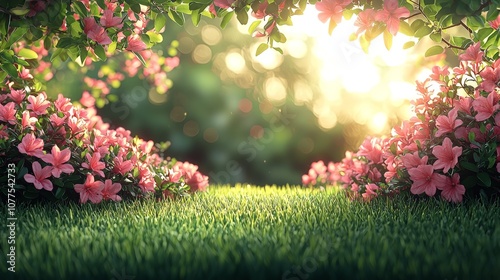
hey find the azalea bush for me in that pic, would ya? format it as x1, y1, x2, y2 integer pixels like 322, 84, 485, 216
0, 72, 208, 203
303, 42, 500, 203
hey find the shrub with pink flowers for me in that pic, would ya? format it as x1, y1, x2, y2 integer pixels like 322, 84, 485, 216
0, 72, 208, 203
303, 43, 500, 203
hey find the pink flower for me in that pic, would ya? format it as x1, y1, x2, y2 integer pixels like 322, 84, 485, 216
489, 14, 500, 29
168, 169, 182, 183
435, 108, 463, 137
21, 111, 38, 130
401, 152, 428, 169
112, 156, 133, 175
165, 57, 180, 69
472, 92, 499, 121
18, 133, 44, 157
186, 171, 209, 192
41, 145, 74, 178
125, 35, 147, 52
100, 9, 123, 28
213, 0, 235, 9
316, 0, 352, 24
83, 17, 112, 45
354, 9, 375, 35
8, 89, 25, 104
311, 160, 327, 175
358, 137, 385, 164
374, 0, 410, 35
458, 42, 483, 63
49, 113, 66, 126
439, 173, 465, 203
432, 137, 462, 173
54, 94, 73, 113
27, 92, 51, 115
479, 65, 500, 92
24, 161, 53, 191
80, 91, 95, 108
362, 183, 379, 201
102, 179, 122, 201
0, 102, 17, 124
408, 164, 447, 196
82, 152, 106, 177
74, 174, 104, 204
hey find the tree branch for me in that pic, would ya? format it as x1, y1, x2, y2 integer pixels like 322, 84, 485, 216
442, 38, 466, 50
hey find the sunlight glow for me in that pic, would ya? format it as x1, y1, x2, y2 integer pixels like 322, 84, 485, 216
341, 61, 380, 94
231, 7, 423, 134
192, 44, 212, 64
225, 52, 246, 74
251, 45, 284, 70
369, 112, 388, 134
201, 25, 222, 46
265, 77, 287, 103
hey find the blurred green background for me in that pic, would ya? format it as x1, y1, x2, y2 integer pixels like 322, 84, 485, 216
46, 10, 437, 185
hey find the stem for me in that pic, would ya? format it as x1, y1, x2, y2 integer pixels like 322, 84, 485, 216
442, 38, 465, 50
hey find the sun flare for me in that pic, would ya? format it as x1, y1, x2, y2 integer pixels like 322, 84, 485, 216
231, 7, 424, 134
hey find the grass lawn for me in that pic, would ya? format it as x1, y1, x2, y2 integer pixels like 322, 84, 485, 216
1, 185, 500, 280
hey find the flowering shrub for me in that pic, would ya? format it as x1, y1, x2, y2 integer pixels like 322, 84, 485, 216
0, 72, 208, 204
303, 43, 500, 203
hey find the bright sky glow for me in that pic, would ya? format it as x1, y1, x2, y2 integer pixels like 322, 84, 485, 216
229, 8, 425, 133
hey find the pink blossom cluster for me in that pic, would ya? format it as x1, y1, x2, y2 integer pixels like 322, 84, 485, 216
73, 0, 149, 51
316, 0, 410, 36
0, 74, 208, 204
303, 43, 500, 203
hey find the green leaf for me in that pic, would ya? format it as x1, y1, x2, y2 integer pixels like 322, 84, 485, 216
487, 8, 500, 21
94, 44, 107, 61
7, 27, 28, 46
477, 172, 491, 187
468, 131, 476, 143
189, 2, 207, 10
256, 43, 268, 56
410, 19, 426, 32
460, 161, 479, 172
328, 19, 337, 35
343, 9, 354, 20
18, 48, 38, 59
220, 12, 234, 29
191, 9, 201, 27
414, 25, 432, 38
0, 63, 18, 77
398, 21, 413, 36
403, 41, 415, 49
168, 9, 185, 26
50, 48, 65, 62
429, 32, 442, 42
108, 41, 117, 54
475, 28, 494, 42
54, 188, 66, 199
248, 20, 262, 35
73, 1, 88, 18
383, 29, 392, 50
155, 13, 167, 32
236, 9, 248, 25
273, 47, 283, 54
133, 51, 147, 66
56, 37, 76, 48
467, 15, 485, 29
359, 34, 370, 53
424, 45, 444, 57
147, 31, 163, 43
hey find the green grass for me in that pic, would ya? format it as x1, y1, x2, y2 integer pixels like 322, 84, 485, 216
1, 185, 500, 280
